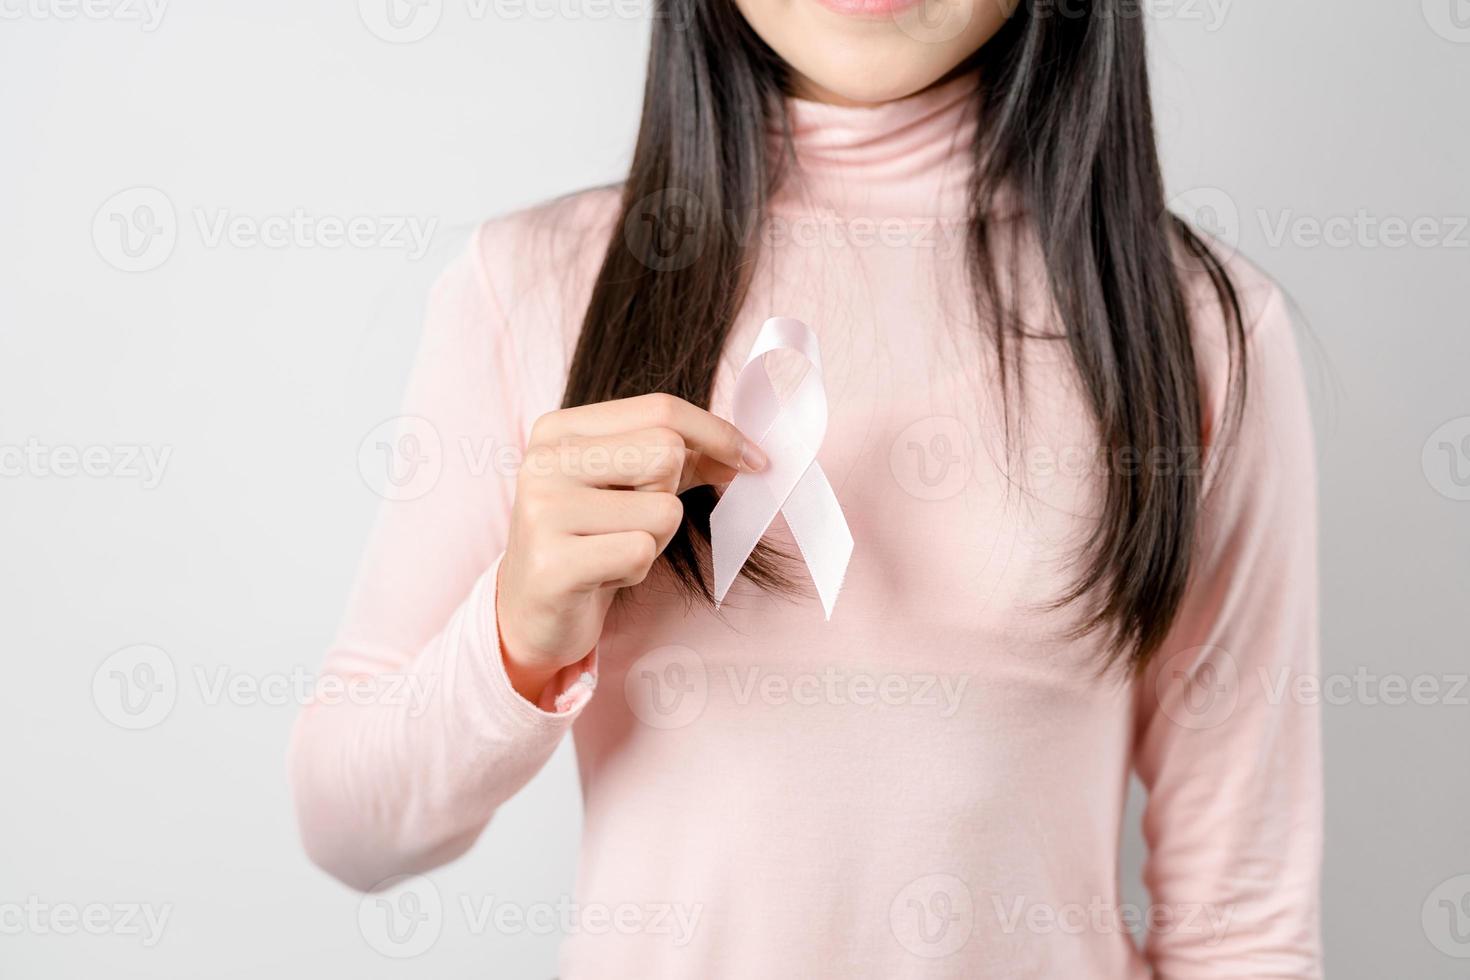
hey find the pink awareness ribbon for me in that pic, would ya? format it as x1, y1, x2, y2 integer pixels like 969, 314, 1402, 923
710, 317, 854, 620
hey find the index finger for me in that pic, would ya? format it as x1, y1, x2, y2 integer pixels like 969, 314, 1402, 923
543, 393, 767, 473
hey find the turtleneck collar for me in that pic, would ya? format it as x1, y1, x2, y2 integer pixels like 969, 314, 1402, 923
769, 70, 981, 220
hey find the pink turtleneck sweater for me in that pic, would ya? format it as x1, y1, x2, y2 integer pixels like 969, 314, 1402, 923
289, 74, 1321, 977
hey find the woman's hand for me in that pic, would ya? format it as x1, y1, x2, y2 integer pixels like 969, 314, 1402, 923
496, 393, 767, 703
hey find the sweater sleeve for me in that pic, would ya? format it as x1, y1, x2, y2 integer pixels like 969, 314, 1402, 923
1132, 286, 1323, 978
287, 227, 597, 892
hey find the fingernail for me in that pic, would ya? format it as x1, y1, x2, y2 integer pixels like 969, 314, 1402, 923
740, 441, 767, 472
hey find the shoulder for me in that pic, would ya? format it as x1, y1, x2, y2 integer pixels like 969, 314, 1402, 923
1179, 234, 1291, 353
470, 185, 623, 321
1177, 234, 1306, 421
424, 187, 623, 418
1178, 234, 1316, 502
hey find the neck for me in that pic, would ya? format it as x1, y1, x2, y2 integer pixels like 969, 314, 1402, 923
769, 70, 983, 219
786, 56, 987, 107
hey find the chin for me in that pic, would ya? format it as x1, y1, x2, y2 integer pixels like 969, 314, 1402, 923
737, 0, 1003, 107
782, 43, 964, 106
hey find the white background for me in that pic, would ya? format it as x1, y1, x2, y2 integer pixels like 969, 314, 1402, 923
1, 1, 1467, 976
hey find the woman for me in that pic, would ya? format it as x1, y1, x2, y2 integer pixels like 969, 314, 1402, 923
290, 0, 1322, 974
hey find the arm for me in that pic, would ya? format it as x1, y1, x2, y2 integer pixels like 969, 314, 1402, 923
287, 231, 597, 892
1133, 287, 1323, 977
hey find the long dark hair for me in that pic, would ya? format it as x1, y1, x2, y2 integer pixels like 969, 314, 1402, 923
561, 0, 1245, 671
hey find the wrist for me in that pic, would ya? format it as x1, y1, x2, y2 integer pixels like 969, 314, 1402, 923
494, 596, 560, 707
500, 640, 563, 706
488, 587, 567, 708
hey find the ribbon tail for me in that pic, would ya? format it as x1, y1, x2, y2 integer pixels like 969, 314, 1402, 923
709, 472, 781, 608
781, 463, 854, 620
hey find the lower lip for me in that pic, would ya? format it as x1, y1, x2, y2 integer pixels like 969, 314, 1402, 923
812, 0, 927, 16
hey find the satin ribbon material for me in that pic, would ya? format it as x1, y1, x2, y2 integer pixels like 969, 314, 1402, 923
710, 317, 854, 620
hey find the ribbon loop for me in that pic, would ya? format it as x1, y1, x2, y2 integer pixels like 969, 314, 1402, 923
710, 317, 854, 620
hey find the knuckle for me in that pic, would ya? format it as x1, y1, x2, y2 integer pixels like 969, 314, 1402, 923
607, 441, 645, 483
520, 443, 559, 481
645, 425, 685, 452
517, 488, 552, 524
643, 392, 680, 424
642, 428, 685, 478
653, 492, 685, 532
528, 411, 560, 446
630, 532, 658, 568
525, 547, 558, 584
